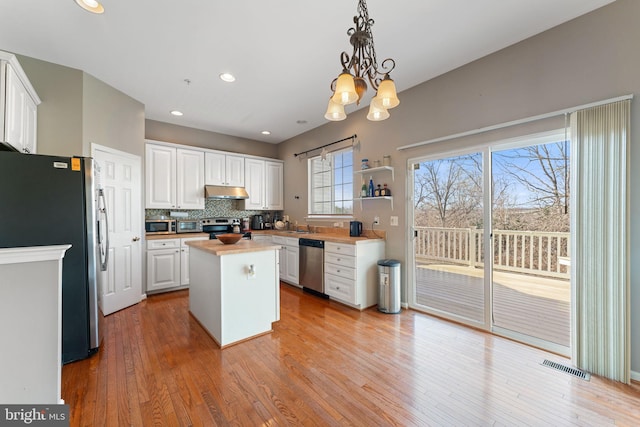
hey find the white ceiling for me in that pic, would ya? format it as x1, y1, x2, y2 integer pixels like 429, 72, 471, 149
0, 0, 614, 144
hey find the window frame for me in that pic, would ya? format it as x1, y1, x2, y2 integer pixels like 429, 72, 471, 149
307, 147, 354, 220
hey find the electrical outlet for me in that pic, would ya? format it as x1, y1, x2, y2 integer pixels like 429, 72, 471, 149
390, 216, 398, 226
373, 216, 380, 225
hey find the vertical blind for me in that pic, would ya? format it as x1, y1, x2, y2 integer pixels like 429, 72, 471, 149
570, 99, 630, 383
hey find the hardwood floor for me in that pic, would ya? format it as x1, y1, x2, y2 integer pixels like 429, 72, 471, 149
62, 284, 640, 426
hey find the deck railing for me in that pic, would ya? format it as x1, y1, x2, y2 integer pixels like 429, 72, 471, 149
415, 227, 570, 279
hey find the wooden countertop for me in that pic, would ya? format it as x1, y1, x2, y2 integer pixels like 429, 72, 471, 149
185, 239, 281, 256
146, 233, 209, 240
251, 230, 384, 245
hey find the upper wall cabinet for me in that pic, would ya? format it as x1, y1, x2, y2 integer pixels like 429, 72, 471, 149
0, 51, 41, 154
204, 151, 245, 187
145, 142, 205, 210
243, 158, 284, 211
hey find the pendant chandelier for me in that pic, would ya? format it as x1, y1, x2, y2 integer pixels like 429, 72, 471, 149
325, 0, 399, 122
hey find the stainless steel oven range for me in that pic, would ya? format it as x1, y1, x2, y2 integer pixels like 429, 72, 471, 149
200, 217, 251, 240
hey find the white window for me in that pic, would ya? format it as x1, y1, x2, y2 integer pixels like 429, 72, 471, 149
308, 148, 353, 216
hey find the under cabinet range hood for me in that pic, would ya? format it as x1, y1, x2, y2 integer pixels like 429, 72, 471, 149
205, 185, 249, 199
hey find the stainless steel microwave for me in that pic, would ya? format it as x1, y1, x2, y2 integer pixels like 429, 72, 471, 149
145, 219, 176, 235
176, 219, 202, 234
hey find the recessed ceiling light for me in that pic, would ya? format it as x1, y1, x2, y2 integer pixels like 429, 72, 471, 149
74, 0, 104, 14
170, 110, 183, 116
219, 73, 236, 83
261, 131, 271, 135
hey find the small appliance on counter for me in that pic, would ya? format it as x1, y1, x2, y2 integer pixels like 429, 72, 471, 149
251, 214, 264, 230
145, 218, 176, 235
350, 221, 363, 237
176, 219, 202, 233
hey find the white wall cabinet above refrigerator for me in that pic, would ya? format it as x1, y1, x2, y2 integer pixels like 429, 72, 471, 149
204, 151, 245, 187
0, 50, 40, 154
145, 141, 205, 209
243, 158, 284, 210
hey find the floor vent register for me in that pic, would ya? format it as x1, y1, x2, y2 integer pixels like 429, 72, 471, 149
541, 359, 591, 381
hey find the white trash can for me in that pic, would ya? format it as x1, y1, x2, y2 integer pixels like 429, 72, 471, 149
377, 259, 401, 313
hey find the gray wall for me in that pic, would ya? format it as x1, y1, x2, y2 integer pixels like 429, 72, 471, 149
277, 0, 640, 373
18, 56, 83, 156
83, 74, 145, 158
17, 55, 145, 158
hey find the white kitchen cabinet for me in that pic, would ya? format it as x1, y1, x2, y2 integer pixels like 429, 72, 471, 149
146, 236, 208, 292
180, 236, 209, 285
146, 238, 181, 291
324, 240, 385, 310
145, 142, 205, 209
251, 234, 272, 244
284, 240, 300, 285
243, 158, 284, 210
272, 236, 299, 286
176, 148, 205, 209
205, 151, 245, 187
1, 51, 40, 154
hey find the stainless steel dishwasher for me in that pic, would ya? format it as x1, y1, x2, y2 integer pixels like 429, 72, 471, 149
299, 238, 325, 295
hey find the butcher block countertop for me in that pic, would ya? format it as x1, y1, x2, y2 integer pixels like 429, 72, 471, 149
251, 228, 385, 245
185, 239, 281, 256
146, 233, 210, 240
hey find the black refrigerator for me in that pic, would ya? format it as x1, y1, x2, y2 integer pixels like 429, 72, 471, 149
0, 151, 101, 364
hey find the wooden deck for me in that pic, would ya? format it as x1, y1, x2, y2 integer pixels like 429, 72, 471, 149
416, 263, 570, 347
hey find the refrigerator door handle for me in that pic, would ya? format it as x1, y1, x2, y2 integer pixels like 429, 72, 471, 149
98, 189, 110, 271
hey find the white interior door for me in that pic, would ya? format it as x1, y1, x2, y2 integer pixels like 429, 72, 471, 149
93, 144, 143, 315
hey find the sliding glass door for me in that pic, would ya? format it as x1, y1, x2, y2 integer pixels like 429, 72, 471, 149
491, 138, 570, 351
410, 131, 571, 354
411, 151, 486, 325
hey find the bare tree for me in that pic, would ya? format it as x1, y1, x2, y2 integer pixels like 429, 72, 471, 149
414, 155, 484, 228
492, 141, 570, 232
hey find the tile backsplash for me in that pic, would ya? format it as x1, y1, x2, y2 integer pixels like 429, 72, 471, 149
146, 199, 281, 220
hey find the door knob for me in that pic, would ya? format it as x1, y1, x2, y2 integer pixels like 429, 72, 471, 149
132, 236, 141, 242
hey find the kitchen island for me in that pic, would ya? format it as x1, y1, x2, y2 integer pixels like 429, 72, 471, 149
186, 239, 282, 348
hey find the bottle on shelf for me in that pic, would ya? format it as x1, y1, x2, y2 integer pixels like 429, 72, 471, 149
361, 178, 367, 197
382, 183, 391, 196
368, 176, 375, 198
374, 184, 382, 197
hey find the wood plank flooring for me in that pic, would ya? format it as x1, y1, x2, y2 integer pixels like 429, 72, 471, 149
62, 284, 640, 426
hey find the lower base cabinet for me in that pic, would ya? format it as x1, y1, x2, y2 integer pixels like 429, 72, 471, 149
272, 235, 299, 286
324, 240, 385, 310
146, 236, 208, 293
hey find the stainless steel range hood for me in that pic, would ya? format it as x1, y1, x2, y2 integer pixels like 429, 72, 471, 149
205, 185, 249, 199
